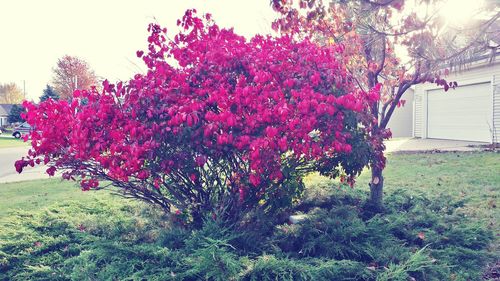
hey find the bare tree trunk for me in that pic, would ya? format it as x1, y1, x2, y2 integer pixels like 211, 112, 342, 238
366, 83, 412, 212
365, 69, 386, 212
368, 165, 384, 212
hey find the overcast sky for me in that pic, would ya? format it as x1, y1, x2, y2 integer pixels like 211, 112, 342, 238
0, 0, 276, 101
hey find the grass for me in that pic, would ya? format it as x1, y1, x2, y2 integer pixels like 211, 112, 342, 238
0, 179, 117, 219
379, 152, 499, 225
0, 151, 498, 280
307, 151, 499, 225
0, 136, 29, 148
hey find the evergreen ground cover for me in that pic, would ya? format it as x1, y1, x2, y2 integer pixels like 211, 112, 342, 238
0, 152, 498, 280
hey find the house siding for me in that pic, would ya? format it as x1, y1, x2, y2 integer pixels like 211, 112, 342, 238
0, 116, 7, 127
413, 61, 500, 143
494, 80, 500, 143
386, 88, 414, 137
413, 92, 423, 138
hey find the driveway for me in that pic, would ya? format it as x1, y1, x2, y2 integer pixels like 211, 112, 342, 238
385, 138, 486, 153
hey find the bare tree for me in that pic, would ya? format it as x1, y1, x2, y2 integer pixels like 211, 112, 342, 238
0, 82, 24, 104
273, 0, 500, 211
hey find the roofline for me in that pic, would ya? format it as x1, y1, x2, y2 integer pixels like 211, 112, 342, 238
446, 51, 500, 72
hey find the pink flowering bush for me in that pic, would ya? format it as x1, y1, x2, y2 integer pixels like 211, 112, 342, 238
17, 10, 380, 225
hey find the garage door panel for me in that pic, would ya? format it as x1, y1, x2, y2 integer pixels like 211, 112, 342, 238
427, 82, 491, 142
430, 112, 489, 122
430, 94, 489, 102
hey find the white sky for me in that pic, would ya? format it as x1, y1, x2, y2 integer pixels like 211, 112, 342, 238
0, 0, 276, 101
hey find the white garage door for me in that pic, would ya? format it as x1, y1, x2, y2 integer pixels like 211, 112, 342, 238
427, 82, 492, 142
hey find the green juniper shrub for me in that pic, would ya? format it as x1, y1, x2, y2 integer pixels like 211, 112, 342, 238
0, 183, 495, 281
62, 242, 183, 281
309, 259, 374, 281
179, 219, 243, 280
232, 208, 289, 254
181, 236, 243, 281
376, 247, 437, 281
241, 255, 374, 281
158, 226, 190, 250
241, 255, 314, 281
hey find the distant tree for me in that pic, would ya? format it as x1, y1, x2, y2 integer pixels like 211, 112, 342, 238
8, 104, 25, 124
40, 85, 60, 102
0, 82, 24, 104
52, 55, 97, 100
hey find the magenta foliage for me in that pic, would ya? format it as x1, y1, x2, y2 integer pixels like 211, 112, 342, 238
17, 10, 380, 223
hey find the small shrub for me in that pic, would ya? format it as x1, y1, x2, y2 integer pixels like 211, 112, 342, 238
242, 256, 373, 281
242, 255, 313, 281
63, 243, 182, 281
376, 247, 436, 281
182, 237, 242, 281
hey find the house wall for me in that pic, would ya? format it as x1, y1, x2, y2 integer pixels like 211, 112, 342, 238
0, 116, 7, 127
494, 79, 500, 143
414, 61, 500, 143
386, 88, 414, 138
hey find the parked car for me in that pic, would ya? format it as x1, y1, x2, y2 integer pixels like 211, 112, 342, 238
12, 122, 32, 139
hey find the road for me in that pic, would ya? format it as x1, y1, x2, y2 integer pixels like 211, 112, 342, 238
0, 146, 52, 183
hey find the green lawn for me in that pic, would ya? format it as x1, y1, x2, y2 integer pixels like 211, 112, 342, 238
0, 179, 117, 219
362, 152, 498, 224
0, 136, 29, 148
